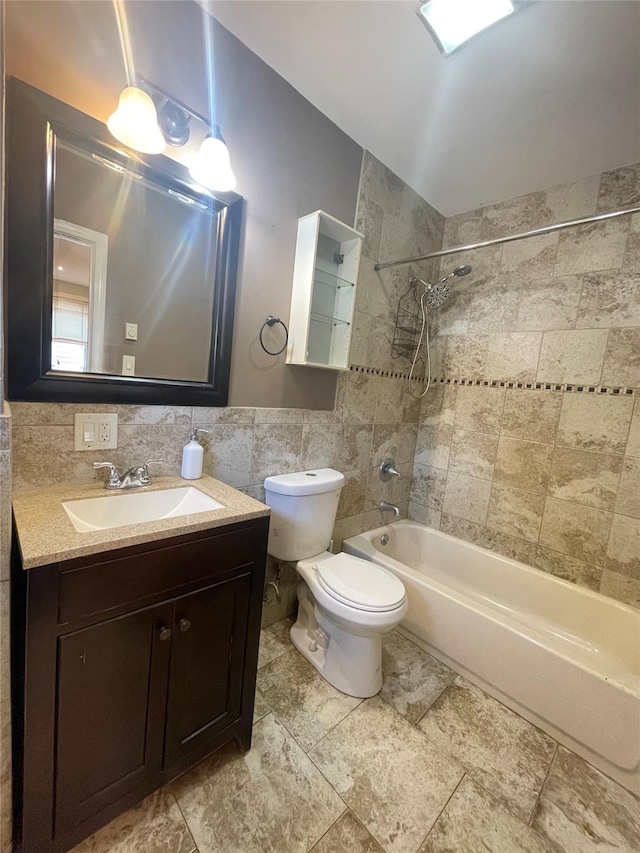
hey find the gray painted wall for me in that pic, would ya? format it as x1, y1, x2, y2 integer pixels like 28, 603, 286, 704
6, 0, 363, 407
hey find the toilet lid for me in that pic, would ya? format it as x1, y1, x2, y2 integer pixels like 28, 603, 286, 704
315, 553, 406, 612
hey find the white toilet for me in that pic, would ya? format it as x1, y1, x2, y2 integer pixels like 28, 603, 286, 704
264, 468, 408, 698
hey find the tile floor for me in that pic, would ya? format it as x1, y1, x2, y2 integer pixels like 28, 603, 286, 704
71, 619, 640, 853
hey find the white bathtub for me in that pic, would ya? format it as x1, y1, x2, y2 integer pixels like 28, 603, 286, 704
343, 519, 640, 795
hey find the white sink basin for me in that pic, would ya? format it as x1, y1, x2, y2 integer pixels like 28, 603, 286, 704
63, 487, 224, 533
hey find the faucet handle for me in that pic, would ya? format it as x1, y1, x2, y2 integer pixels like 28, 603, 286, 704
139, 459, 164, 484
380, 458, 401, 482
93, 461, 121, 488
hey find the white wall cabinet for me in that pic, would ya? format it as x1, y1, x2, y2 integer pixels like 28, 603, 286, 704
286, 210, 363, 371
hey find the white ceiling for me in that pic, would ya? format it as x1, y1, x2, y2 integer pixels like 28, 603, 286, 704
202, 0, 640, 216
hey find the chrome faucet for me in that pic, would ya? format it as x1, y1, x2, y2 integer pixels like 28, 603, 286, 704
378, 500, 400, 517
93, 460, 163, 490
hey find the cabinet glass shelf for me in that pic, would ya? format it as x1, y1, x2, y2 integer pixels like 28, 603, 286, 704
313, 267, 356, 290
310, 311, 351, 327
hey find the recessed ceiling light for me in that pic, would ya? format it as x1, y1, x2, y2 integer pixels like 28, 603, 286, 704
418, 0, 515, 56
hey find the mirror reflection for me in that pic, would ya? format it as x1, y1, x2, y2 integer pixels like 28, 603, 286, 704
52, 141, 218, 382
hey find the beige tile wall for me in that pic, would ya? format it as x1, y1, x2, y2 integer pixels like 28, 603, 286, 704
409, 162, 640, 609
10, 153, 444, 628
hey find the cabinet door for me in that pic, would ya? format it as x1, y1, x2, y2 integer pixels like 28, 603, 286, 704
164, 573, 251, 766
54, 602, 172, 836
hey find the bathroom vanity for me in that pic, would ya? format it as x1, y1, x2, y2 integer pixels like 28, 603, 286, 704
11, 476, 270, 853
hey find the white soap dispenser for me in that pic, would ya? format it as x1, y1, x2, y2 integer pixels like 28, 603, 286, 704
181, 428, 210, 480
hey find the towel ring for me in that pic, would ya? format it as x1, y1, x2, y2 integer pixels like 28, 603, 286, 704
259, 315, 288, 356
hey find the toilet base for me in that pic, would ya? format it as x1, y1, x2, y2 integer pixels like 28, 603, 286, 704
290, 581, 383, 698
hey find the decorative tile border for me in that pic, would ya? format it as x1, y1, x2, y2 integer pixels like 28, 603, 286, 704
349, 364, 639, 397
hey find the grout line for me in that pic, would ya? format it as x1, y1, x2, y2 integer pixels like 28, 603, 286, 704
527, 742, 559, 828
414, 772, 467, 852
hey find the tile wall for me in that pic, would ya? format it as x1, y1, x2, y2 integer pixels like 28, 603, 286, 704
10, 153, 444, 627
409, 162, 640, 609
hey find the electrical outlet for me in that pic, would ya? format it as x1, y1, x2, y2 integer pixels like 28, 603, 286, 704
74, 413, 118, 451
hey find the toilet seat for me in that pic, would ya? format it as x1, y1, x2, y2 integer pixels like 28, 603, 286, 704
314, 552, 406, 612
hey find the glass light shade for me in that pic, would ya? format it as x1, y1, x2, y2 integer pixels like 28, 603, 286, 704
418, 0, 514, 55
189, 136, 236, 192
107, 87, 166, 154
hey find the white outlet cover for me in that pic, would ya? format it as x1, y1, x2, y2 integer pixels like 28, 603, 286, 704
74, 413, 118, 451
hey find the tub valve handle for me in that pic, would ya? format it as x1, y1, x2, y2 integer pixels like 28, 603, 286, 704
380, 458, 400, 482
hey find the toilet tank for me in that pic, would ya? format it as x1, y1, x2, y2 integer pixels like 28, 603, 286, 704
264, 469, 345, 562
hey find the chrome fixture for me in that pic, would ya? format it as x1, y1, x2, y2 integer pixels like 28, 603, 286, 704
380, 458, 401, 482
264, 580, 281, 604
374, 204, 640, 272
380, 533, 390, 546
107, 76, 236, 191
93, 459, 163, 490
404, 265, 472, 399
378, 501, 401, 517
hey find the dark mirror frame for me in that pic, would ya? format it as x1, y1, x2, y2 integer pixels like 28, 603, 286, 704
4, 78, 243, 406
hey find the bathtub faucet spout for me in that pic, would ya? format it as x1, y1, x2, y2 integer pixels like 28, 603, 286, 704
379, 500, 400, 518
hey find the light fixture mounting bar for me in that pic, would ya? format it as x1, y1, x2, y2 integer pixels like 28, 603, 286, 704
136, 75, 217, 132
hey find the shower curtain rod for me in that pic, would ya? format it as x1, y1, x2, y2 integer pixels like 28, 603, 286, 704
373, 203, 640, 271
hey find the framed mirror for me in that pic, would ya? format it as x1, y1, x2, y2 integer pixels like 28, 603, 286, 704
5, 78, 242, 406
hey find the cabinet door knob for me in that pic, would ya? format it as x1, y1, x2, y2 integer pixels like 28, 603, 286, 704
159, 625, 172, 642
178, 618, 191, 633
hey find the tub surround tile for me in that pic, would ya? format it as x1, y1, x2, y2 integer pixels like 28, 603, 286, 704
626, 399, 640, 457
485, 333, 542, 383
448, 429, 499, 481
340, 423, 374, 472
408, 502, 442, 528
486, 484, 545, 543
577, 271, 640, 328
494, 437, 553, 495
257, 650, 362, 752
173, 714, 345, 853
534, 547, 602, 591
420, 775, 554, 853
624, 213, 640, 270
454, 385, 505, 435
339, 374, 379, 424
372, 423, 418, 466
310, 811, 384, 853
539, 498, 612, 566
414, 423, 453, 470
500, 232, 559, 282
597, 162, 640, 212
599, 569, 640, 609
554, 218, 629, 276
349, 312, 373, 367
616, 457, 640, 518
500, 390, 563, 444
515, 275, 582, 332
410, 463, 448, 511
421, 385, 457, 427
548, 446, 622, 511
464, 284, 521, 335
556, 394, 634, 455
536, 329, 608, 385
532, 746, 640, 852
544, 174, 601, 223
605, 514, 640, 580
356, 196, 384, 260
480, 529, 537, 564
442, 473, 492, 526
380, 631, 455, 724
441, 335, 489, 380
440, 513, 483, 545
602, 327, 640, 387
418, 677, 556, 823
301, 424, 343, 470
309, 696, 464, 853
374, 378, 405, 425
257, 618, 294, 669
337, 470, 368, 519
69, 787, 195, 853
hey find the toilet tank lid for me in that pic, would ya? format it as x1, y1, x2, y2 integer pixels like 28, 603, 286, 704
264, 468, 345, 496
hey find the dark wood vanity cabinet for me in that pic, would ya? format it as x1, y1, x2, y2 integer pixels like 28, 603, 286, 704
12, 516, 269, 853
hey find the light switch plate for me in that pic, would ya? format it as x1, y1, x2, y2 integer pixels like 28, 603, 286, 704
125, 322, 138, 341
122, 355, 136, 375
74, 413, 118, 451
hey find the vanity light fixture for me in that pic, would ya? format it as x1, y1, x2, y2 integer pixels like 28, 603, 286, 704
188, 127, 237, 192
107, 76, 236, 191
417, 0, 515, 56
106, 86, 165, 154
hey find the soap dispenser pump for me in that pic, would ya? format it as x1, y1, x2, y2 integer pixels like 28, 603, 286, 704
181, 428, 210, 480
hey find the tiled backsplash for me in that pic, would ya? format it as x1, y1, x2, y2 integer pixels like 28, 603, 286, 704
408, 161, 640, 610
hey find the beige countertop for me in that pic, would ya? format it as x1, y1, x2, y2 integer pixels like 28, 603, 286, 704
12, 475, 270, 569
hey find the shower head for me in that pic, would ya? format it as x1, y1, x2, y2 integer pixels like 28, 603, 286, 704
409, 264, 472, 308
453, 265, 472, 277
